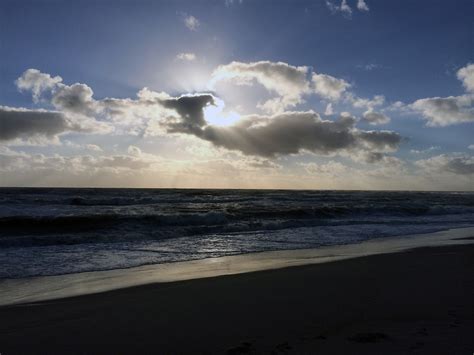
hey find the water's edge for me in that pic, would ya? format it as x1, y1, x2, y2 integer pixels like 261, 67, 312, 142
1, 227, 474, 307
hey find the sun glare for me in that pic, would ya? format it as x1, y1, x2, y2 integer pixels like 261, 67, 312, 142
204, 97, 241, 126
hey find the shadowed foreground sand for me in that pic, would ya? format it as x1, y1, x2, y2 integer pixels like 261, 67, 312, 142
1, 244, 473, 354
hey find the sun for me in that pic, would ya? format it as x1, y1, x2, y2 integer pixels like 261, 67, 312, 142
203, 97, 241, 126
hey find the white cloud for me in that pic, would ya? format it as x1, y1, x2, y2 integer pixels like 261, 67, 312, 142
176, 52, 196, 61
469, 144, 474, 150
312, 73, 350, 101
415, 153, 474, 175
183, 15, 200, 31
348, 94, 385, 110
325, 103, 334, 115
15, 69, 62, 102
86, 144, 102, 152
301, 161, 348, 177
457, 63, 474, 92
127, 145, 142, 156
411, 95, 474, 126
410, 146, 440, 154
327, 0, 369, 16
210, 61, 311, 113
225, 0, 243, 6
362, 110, 390, 125
326, 0, 352, 16
357, 0, 369, 11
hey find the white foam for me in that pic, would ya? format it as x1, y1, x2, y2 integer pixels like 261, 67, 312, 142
1, 227, 473, 306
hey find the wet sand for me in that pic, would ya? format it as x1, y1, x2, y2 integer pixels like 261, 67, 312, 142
1, 243, 473, 354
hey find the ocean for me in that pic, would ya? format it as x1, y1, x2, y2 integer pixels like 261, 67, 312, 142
1, 188, 473, 279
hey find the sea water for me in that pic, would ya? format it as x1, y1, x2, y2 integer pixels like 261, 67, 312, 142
1, 188, 473, 278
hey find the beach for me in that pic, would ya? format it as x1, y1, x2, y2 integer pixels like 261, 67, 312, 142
1, 240, 473, 354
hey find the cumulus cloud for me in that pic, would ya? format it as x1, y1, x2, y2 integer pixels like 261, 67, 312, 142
362, 110, 390, 125
176, 53, 196, 61
183, 15, 200, 31
395, 63, 474, 127
12, 66, 403, 162
312, 73, 350, 101
209, 61, 311, 113
15, 69, 62, 102
416, 154, 474, 175
163, 107, 401, 159
15, 69, 175, 135
51, 83, 97, 116
161, 94, 216, 133
0, 106, 70, 141
457, 63, 474, 92
0, 106, 107, 143
411, 95, 474, 126
348, 94, 385, 111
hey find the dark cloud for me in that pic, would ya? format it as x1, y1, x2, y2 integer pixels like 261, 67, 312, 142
164, 108, 401, 158
162, 94, 215, 133
0, 106, 108, 142
0, 106, 71, 141
51, 83, 96, 116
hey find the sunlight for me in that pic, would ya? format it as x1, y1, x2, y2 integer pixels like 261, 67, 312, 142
203, 97, 241, 126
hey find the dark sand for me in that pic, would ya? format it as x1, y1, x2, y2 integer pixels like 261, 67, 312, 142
1, 244, 473, 354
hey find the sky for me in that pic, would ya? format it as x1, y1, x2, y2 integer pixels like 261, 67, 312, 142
0, 0, 473, 190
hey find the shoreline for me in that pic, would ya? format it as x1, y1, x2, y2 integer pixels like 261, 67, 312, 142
1, 242, 473, 354
1, 226, 474, 306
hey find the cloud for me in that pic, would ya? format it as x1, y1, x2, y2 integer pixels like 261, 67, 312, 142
225, 0, 243, 6
209, 61, 311, 113
86, 144, 102, 152
411, 95, 474, 126
457, 63, 474, 92
469, 144, 474, 150
312, 73, 350, 101
362, 110, 390, 125
416, 154, 474, 175
301, 161, 348, 177
15, 69, 174, 135
127, 145, 142, 156
0, 106, 107, 143
410, 146, 440, 154
327, 0, 352, 16
183, 15, 200, 31
176, 53, 196, 61
161, 94, 216, 133
327, 0, 369, 16
393, 63, 474, 127
348, 94, 385, 110
357, 63, 380, 71
325, 103, 334, 115
357, 0, 369, 11
12, 67, 403, 163
51, 83, 97, 116
15, 69, 62, 102
164, 107, 401, 159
